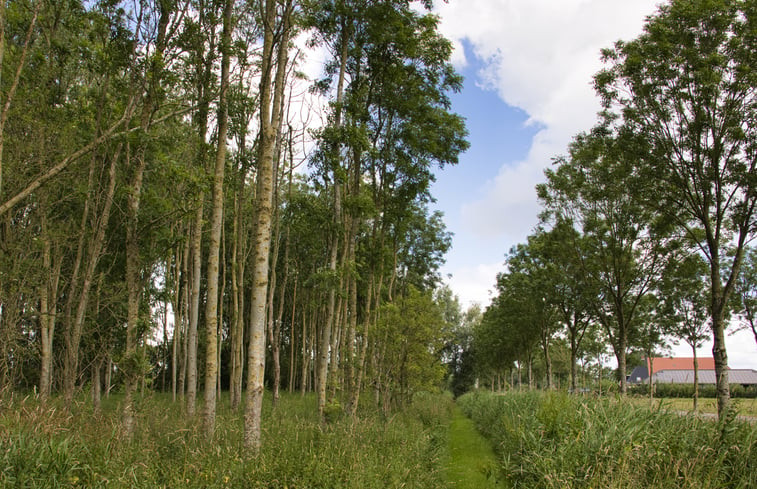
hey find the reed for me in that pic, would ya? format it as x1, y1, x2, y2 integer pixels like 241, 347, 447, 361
458, 390, 757, 489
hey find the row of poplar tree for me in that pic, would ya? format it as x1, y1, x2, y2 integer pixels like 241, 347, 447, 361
469, 0, 756, 419
0, 0, 468, 450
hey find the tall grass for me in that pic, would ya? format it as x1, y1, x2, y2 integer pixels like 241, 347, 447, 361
0, 391, 454, 488
458, 390, 757, 489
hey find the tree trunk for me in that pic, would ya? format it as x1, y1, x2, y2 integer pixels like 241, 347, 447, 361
92, 357, 102, 413
570, 339, 578, 392
269, 82, 293, 408
609, 320, 629, 395
105, 355, 112, 398
348, 277, 372, 416
179, 237, 190, 399
344, 224, 358, 414
187, 206, 202, 416
527, 354, 533, 390
187, 0, 217, 417
616, 345, 627, 396
288, 277, 298, 393
317, 15, 350, 421
122, 138, 143, 437
162, 256, 171, 392
61, 78, 115, 405
569, 315, 579, 392
272, 255, 288, 406
711, 312, 729, 417
301, 307, 310, 395
692, 346, 699, 412
266, 215, 281, 406
64, 143, 119, 406
328, 292, 344, 400
62, 186, 89, 406
39, 216, 61, 402
122, 2, 171, 436
202, 0, 232, 439
541, 321, 552, 390
648, 355, 655, 405
517, 361, 522, 388
230, 191, 244, 409
218, 238, 224, 402
172, 242, 183, 402
596, 352, 602, 396
244, 0, 292, 451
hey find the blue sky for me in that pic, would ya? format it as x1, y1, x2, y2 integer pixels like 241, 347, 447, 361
430, 0, 756, 369
432, 40, 538, 273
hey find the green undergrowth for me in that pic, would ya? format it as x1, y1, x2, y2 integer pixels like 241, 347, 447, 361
0, 391, 454, 488
458, 390, 757, 489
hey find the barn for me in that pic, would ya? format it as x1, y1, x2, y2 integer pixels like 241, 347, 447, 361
628, 357, 757, 387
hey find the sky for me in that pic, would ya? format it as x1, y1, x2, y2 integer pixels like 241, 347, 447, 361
427, 0, 757, 369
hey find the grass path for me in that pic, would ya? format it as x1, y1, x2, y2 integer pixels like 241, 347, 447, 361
446, 405, 504, 488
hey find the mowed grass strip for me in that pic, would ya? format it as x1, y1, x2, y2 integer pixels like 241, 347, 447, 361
446, 405, 503, 488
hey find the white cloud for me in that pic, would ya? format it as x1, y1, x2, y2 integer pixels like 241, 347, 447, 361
442, 261, 504, 310
434, 0, 661, 303
437, 0, 660, 235
437, 0, 661, 120
460, 156, 543, 240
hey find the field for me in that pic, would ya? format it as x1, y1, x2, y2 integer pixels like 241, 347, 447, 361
459, 390, 757, 489
0, 392, 453, 488
628, 396, 757, 418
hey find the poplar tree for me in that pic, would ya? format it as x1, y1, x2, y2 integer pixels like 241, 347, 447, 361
203, 0, 233, 439
244, 0, 294, 452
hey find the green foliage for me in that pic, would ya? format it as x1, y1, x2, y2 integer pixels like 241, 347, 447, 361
659, 254, 710, 351
375, 286, 449, 401
445, 315, 479, 397
322, 398, 343, 423
115, 351, 151, 382
458, 390, 757, 489
0, 392, 455, 488
733, 247, 757, 345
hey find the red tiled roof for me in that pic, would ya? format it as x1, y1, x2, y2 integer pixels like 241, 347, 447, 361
646, 357, 717, 374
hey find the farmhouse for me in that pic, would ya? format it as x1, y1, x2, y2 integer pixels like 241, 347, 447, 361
629, 357, 757, 387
